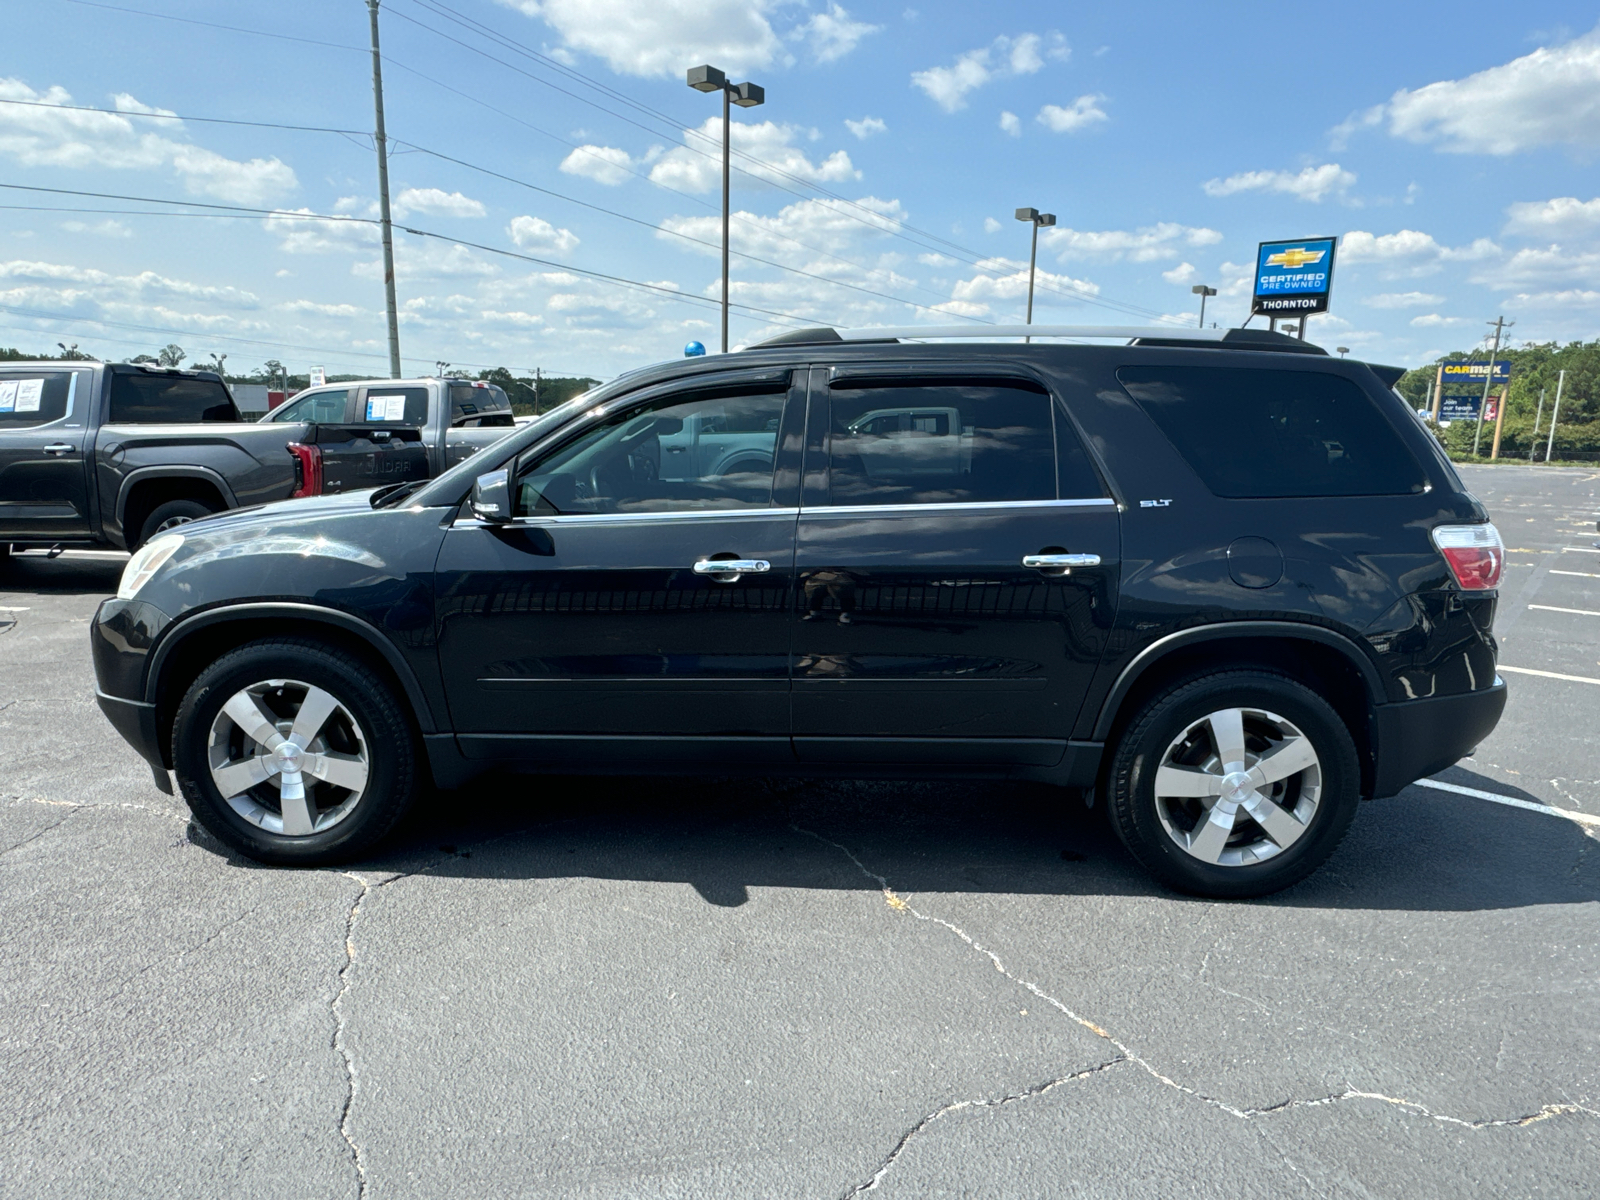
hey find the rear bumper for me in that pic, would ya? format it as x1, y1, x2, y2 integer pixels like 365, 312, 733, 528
94, 688, 172, 794
1371, 679, 1507, 799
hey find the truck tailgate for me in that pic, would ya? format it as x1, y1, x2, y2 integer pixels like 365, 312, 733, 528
303, 424, 430, 495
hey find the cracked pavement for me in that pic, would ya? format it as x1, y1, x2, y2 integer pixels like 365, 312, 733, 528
2, 465, 1598, 1197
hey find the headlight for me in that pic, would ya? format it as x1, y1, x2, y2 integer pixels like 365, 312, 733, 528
117, 533, 185, 601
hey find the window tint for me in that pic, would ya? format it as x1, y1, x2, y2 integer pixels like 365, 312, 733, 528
1118, 366, 1426, 498
0, 372, 73, 428
451, 382, 510, 424
361, 387, 427, 426
518, 388, 785, 516
825, 382, 1056, 506
270, 389, 349, 423
109, 373, 239, 424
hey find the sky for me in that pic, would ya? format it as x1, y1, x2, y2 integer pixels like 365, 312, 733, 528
2, 0, 1599, 381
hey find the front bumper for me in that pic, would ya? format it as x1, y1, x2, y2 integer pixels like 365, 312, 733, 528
94, 688, 172, 794
1371, 678, 1507, 799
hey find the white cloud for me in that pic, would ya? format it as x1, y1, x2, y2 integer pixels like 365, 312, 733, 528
1485, 244, 1600, 290
61, 219, 131, 238
263, 209, 377, 255
1363, 291, 1444, 308
1505, 288, 1600, 308
948, 256, 1099, 317
1360, 28, 1600, 155
983, 217, 1003, 234
496, 0, 783, 78
1409, 314, 1474, 327
559, 145, 644, 186
659, 195, 903, 262
1162, 262, 1198, 285
1504, 196, 1600, 235
0, 79, 297, 205
1202, 163, 1355, 203
649, 117, 857, 192
508, 215, 580, 255
791, 3, 879, 63
1043, 222, 1222, 262
844, 116, 886, 140
999, 111, 1021, 137
1341, 229, 1499, 277
354, 240, 498, 283
1036, 95, 1108, 134
911, 33, 1067, 112
393, 188, 486, 219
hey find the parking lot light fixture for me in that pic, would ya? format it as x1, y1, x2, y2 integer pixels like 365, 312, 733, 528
1191, 284, 1217, 328
1015, 208, 1056, 342
1337, 346, 1349, 358
688, 65, 764, 354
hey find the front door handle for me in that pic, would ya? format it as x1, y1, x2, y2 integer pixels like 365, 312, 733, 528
42, 442, 76, 457
1023, 553, 1100, 569
694, 558, 770, 579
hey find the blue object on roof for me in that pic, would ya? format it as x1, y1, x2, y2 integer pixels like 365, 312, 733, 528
684, 341, 707, 357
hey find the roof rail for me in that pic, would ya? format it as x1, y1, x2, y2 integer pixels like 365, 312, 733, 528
749, 324, 1326, 355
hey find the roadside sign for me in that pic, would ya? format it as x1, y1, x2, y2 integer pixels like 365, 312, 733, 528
309, 366, 326, 387
1435, 361, 1510, 424
1252, 237, 1337, 317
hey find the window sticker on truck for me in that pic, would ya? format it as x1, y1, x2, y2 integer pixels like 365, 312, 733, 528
366, 394, 407, 421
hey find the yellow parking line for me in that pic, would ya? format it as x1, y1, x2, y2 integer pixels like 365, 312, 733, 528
1500, 664, 1600, 686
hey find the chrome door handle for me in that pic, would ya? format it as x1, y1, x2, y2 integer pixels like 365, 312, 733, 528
42, 442, 76, 457
1023, 553, 1101, 568
694, 558, 770, 576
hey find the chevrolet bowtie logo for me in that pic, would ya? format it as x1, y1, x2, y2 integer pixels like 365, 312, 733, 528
1266, 247, 1326, 269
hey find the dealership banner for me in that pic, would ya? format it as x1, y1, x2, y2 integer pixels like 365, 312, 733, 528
1437, 361, 1511, 423
1252, 237, 1337, 316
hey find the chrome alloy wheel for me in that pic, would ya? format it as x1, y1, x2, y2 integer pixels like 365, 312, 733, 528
207, 679, 370, 836
1152, 706, 1321, 867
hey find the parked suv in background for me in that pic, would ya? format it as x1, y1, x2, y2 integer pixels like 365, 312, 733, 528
91, 326, 1506, 898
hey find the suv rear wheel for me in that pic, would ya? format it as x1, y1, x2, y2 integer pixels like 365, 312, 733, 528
172, 638, 417, 865
1106, 671, 1359, 898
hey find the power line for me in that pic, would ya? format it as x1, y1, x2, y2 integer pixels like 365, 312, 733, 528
0, 96, 370, 137
55, 0, 367, 53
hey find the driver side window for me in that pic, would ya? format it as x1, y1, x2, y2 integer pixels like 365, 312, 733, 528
517, 387, 786, 516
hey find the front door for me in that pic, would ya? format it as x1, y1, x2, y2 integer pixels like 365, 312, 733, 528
791, 366, 1120, 766
434, 371, 804, 766
0, 368, 93, 542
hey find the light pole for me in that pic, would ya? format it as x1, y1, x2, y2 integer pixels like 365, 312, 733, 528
1014, 208, 1056, 342
1336, 346, 1349, 358
1191, 284, 1216, 328
688, 65, 764, 353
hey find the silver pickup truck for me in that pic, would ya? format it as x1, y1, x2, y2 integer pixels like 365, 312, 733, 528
0, 363, 519, 556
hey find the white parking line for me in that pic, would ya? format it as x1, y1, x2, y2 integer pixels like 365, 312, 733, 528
1415, 778, 1600, 829
1560, 546, 1600, 554
1500, 664, 1600, 686
0, 606, 29, 612
1550, 570, 1600, 579
1528, 604, 1600, 617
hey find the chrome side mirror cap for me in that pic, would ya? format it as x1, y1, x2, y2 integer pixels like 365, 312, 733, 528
470, 468, 512, 522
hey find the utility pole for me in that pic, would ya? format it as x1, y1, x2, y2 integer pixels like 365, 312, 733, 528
1529, 387, 1545, 462
1546, 369, 1565, 463
1430, 363, 1444, 422
367, 0, 402, 379
1472, 316, 1511, 457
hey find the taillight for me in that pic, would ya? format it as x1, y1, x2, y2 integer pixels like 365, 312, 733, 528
287, 442, 323, 498
1431, 523, 1504, 590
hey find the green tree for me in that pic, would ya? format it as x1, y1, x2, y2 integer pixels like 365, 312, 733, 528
157, 344, 186, 368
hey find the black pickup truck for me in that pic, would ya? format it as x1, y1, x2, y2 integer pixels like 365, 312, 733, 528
0, 363, 518, 555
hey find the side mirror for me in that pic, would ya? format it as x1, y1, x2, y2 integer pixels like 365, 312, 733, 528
470, 468, 512, 522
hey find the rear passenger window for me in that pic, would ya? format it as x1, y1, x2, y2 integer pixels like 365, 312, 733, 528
0, 372, 74, 428
362, 387, 427, 426
109, 373, 239, 424
826, 382, 1060, 506
1118, 366, 1425, 498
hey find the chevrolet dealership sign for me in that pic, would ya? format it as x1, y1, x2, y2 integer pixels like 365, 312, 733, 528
1252, 237, 1338, 317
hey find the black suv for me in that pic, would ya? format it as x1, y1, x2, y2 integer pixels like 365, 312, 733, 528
91, 326, 1506, 897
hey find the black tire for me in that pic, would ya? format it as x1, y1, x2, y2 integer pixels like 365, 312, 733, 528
136, 498, 216, 550
1105, 670, 1360, 899
172, 638, 418, 866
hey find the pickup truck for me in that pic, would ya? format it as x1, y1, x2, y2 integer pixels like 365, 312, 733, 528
0, 364, 517, 555
258, 376, 515, 500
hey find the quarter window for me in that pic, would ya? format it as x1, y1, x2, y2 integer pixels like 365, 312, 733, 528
109, 373, 239, 424
517, 387, 786, 516
1118, 366, 1426, 498
825, 382, 1059, 506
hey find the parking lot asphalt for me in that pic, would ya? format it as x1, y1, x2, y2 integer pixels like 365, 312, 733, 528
2, 463, 1597, 1198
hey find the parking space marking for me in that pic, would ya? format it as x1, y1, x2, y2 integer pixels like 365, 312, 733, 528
1528, 604, 1600, 617
0, 606, 30, 612
1560, 546, 1600, 554
1416, 778, 1600, 829
1499, 664, 1600, 686
1550, 570, 1600, 579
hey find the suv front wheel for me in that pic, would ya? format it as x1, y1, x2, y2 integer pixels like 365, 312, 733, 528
1106, 671, 1360, 898
172, 638, 418, 865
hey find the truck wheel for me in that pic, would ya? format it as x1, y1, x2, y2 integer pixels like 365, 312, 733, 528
137, 499, 216, 549
172, 638, 418, 866
1105, 670, 1360, 899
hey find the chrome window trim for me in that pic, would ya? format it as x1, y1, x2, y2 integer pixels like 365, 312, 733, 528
452, 506, 801, 530
798, 498, 1116, 517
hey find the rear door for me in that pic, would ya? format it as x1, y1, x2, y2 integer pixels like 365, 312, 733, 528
791, 364, 1120, 766
0, 368, 93, 541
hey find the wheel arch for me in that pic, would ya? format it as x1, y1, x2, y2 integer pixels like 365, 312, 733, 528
117, 468, 237, 548
1091, 623, 1387, 797
144, 602, 437, 768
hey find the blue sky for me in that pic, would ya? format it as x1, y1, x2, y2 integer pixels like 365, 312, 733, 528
2, 0, 1599, 380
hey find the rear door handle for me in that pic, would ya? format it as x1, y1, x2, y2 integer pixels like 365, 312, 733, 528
42, 442, 76, 457
1023, 553, 1101, 568
694, 558, 770, 577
